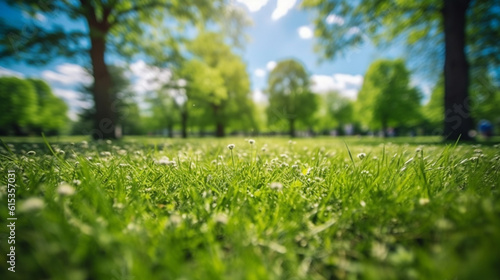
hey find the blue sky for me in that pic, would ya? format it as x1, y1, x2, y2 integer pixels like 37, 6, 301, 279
0, 0, 431, 119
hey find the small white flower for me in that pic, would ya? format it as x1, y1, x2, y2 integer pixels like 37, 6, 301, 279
248, 139, 255, 145
360, 200, 366, 207
419, 198, 430, 205
19, 197, 45, 212
57, 182, 76, 196
357, 153, 366, 160
156, 156, 170, 165
227, 144, 235, 150
269, 182, 283, 191
100, 151, 111, 157
27, 150, 36, 156
261, 147, 266, 152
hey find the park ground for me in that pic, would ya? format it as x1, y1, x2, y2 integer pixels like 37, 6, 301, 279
1, 136, 499, 279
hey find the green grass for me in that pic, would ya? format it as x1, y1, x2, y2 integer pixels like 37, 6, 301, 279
1, 137, 499, 279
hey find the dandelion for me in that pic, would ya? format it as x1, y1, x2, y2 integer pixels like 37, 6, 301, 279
269, 182, 283, 191
357, 153, 366, 160
248, 139, 255, 145
227, 144, 235, 167
19, 197, 45, 212
57, 182, 76, 196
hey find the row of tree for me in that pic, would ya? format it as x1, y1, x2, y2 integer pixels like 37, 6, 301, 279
71, 56, 498, 138
1, 0, 498, 140
0, 77, 68, 136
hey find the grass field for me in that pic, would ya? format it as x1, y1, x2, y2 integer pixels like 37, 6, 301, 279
1, 136, 499, 279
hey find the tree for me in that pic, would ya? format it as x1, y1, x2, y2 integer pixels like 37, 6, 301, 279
302, 0, 500, 141
0, 77, 38, 135
324, 91, 354, 134
425, 72, 500, 133
356, 59, 422, 135
28, 79, 68, 135
266, 59, 317, 137
181, 32, 254, 137
0, 0, 231, 139
75, 65, 144, 136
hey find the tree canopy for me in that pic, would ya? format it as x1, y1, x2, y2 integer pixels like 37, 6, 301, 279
302, 0, 500, 141
356, 59, 422, 133
266, 59, 317, 137
0, 0, 241, 139
0, 76, 68, 135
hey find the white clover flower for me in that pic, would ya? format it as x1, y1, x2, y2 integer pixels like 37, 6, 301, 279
227, 144, 235, 150
19, 197, 45, 212
269, 182, 283, 191
214, 213, 228, 224
57, 182, 76, 196
419, 198, 430, 205
357, 153, 366, 160
156, 156, 170, 165
100, 151, 111, 157
248, 139, 255, 145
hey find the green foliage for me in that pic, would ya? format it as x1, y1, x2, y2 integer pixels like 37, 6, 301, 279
181, 32, 256, 135
28, 79, 69, 135
356, 59, 422, 131
425, 72, 500, 130
1, 138, 500, 279
0, 77, 38, 134
75, 65, 145, 136
266, 59, 318, 136
423, 78, 444, 129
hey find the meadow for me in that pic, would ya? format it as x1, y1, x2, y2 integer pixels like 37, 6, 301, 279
1, 136, 499, 280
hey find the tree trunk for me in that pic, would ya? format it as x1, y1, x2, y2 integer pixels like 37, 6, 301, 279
289, 118, 296, 138
89, 35, 116, 139
442, 0, 474, 141
181, 110, 188, 138
213, 104, 225, 137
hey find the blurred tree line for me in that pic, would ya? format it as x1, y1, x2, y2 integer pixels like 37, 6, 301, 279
0, 77, 68, 136
1, 0, 498, 139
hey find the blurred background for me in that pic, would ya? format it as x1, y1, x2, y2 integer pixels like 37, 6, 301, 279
0, 0, 498, 140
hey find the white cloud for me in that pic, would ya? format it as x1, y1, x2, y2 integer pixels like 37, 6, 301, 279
266, 61, 277, 71
310, 74, 364, 99
236, 0, 270, 12
254, 68, 266, 78
298, 26, 313, 39
129, 60, 172, 94
53, 88, 92, 120
252, 89, 268, 103
22, 11, 47, 22
347, 26, 361, 35
42, 63, 92, 86
272, 0, 297, 21
326, 14, 344, 25
0, 67, 24, 78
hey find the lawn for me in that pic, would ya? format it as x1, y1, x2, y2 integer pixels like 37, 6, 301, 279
1, 137, 499, 279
